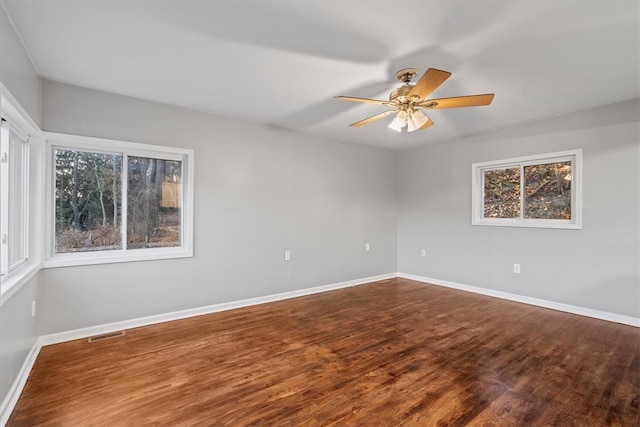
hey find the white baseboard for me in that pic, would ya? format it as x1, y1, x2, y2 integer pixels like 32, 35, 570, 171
0, 338, 42, 427
39, 272, 397, 346
398, 272, 640, 328
31, 271, 640, 347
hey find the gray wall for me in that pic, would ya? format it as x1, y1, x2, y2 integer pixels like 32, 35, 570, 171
0, 274, 38, 406
39, 80, 398, 334
0, 4, 42, 126
0, 3, 42, 410
398, 99, 640, 318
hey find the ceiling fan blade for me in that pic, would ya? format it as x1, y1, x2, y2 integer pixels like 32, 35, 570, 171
406, 68, 452, 101
334, 96, 390, 106
420, 94, 495, 109
350, 110, 396, 127
419, 117, 435, 130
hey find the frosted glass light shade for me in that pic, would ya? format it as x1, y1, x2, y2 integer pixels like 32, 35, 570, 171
407, 112, 418, 132
388, 110, 408, 132
409, 108, 429, 131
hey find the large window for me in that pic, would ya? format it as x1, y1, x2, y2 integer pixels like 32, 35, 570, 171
472, 150, 582, 229
46, 134, 193, 267
0, 119, 29, 275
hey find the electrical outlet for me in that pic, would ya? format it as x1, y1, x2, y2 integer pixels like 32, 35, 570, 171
284, 250, 291, 261
421, 249, 426, 257
513, 264, 521, 274
365, 243, 370, 252
31, 300, 36, 317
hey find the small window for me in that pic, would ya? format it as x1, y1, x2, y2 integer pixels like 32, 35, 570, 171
46, 133, 193, 267
0, 120, 29, 274
472, 150, 582, 229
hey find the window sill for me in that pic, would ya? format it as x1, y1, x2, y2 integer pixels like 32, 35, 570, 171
44, 247, 193, 269
472, 219, 582, 229
0, 262, 41, 306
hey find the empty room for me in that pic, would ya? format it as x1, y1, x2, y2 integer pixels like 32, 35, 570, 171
0, 1, 638, 425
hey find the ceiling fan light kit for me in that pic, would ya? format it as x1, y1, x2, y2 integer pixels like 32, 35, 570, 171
407, 109, 430, 132
335, 68, 495, 133
389, 109, 408, 132
410, 108, 429, 127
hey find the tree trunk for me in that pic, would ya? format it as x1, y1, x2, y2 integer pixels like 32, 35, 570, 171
70, 151, 82, 232
94, 161, 107, 226
154, 159, 165, 213
112, 159, 118, 228
143, 159, 157, 246
58, 175, 64, 232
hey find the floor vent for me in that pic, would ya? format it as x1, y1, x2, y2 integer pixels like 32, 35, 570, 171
88, 331, 126, 343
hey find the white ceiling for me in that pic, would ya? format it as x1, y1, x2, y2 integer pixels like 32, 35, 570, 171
3, 1, 639, 149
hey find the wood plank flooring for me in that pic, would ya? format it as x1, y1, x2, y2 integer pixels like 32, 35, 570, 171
8, 278, 640, 426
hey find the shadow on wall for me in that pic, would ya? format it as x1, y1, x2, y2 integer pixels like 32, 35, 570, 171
469, 99, 640, 143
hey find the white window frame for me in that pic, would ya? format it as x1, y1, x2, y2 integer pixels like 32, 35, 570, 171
0, 84, 42, 306
44, 132, 194, 268
0, 120, 29, 274
472, 149, 582, 229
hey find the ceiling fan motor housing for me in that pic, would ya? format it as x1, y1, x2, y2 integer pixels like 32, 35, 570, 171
389, 85, 413, 103
396, 68, 418, 84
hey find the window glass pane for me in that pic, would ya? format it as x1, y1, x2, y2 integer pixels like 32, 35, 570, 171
127, 157, 181, 249
483, 167, 521, 218
524, 161, 572, 219
8, 131, 27, 268
55, 149, 123, 253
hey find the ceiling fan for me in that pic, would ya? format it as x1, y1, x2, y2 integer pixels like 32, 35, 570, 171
335, 68, 494, 132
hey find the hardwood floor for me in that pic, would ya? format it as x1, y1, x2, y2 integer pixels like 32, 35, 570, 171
8, 278, 640, 426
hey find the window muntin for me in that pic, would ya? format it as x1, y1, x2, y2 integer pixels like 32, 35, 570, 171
1, 120, 28, 275
472, 150, 582, 229
46, 134, 193, 267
